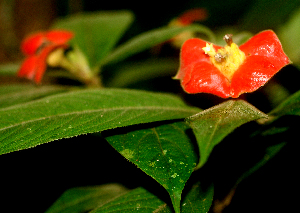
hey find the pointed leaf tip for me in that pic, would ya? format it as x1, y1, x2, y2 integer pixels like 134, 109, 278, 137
186, 100, 267, 168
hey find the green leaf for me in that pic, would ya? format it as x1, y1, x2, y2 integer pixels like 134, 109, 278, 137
0, 63, 19, 76
91, 187, 173, 213
186, 100, 268, 169
269, 90, 300, 117
45, 184, 129, 213
91, 182, 213, 213
0, 85, 70, 109
52, 11, 134, 67
106, 58, 179, 88
278, 6, 300, 65
0, 88, 199, 155
181, 181, 214, 213
104, 121, 198, 213
100, 24, 216, 66
46, 181, 213, 213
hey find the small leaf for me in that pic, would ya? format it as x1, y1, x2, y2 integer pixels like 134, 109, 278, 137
186, 100, 268, 169
0, 88, 199, 155
45, 184, 129, 213
269, 90, 300, 116
91, 182, 214, 213
100, 24, 215, 66
52, 11, 134, 67
104, 121, 198, 213
91, 187, 173, 213
181, 181, 214, 213
89, 183, 214, 213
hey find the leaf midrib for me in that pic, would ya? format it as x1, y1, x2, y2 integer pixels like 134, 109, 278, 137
0, 106, 199, 131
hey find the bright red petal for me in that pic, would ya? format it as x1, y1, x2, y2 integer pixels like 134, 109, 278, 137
45, 30, 74, 45
33, 45, 59, 83
18, 45, 63, 83
177, 8, 208, 25
21, 30, 73, 56
240, 30, 290, 65
180, 62, 231, 98
21, 32, 45, 55
175, 38, 231, 97
17, 56, 39, 79
231, 56, 281, 98
175, 38, 218, 79
230, 30, 291, 97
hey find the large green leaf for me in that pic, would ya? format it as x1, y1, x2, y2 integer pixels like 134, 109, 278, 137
45, 184, 129, 213
100, 24, 216, 66
52, 11, 134, 67
186, 100, 268, 169
0, 88, 199, 155
104, 121, 198, 213
0, 85, 69, 108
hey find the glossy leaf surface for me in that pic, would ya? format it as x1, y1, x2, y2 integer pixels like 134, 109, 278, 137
0, 88, 199, 155
104, 121, 198, 213
186, 100, 268, 169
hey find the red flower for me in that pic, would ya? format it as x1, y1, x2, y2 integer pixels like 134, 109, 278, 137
174, 30, 291, 98
17, 30, 74, 83
173, 8, 208, 26
168, 8, 208, 48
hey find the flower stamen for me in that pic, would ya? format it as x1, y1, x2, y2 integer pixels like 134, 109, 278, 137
202, 34, 246, 81
223, 34, 233, 46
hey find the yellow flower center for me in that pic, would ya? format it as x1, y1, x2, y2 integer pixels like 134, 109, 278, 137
202, 34, 246, 81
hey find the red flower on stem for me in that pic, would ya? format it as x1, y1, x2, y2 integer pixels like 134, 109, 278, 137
174, 30, 291, 98
168, 8, 208, 48
17, 30, 74, 83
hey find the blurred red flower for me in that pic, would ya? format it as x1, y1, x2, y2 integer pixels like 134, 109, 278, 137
173, 8, 208, 26
17, 30, 74, 83
169, 8, 208, 48
174, 30, 291, 98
